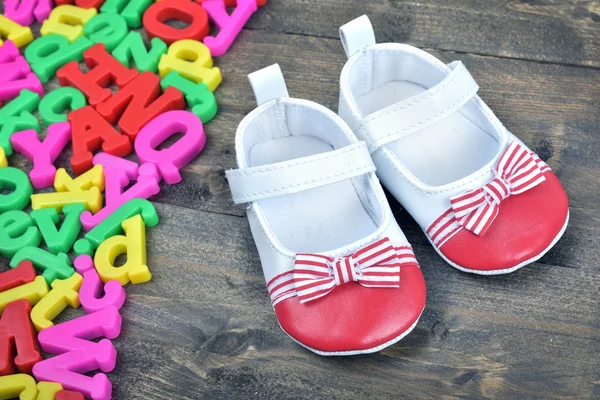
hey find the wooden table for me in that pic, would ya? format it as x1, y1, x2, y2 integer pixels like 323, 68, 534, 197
2, 1, 600, 398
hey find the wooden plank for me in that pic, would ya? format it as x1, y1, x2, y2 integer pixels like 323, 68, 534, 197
246, 0, 600, 68
8, 29, 598, 269
1, 4, 598, 398
46, 202, 597, 399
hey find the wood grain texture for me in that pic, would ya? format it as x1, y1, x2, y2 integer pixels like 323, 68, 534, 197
246, 0, 600, 68
0, 0, 599, 398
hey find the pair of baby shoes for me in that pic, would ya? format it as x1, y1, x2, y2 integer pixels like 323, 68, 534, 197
226, 15, 569, 356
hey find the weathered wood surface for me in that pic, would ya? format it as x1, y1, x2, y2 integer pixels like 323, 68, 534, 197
1, 0, 600, 398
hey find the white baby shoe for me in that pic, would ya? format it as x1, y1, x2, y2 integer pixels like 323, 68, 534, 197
226, 64, 426, 355
337, 16, 569, 275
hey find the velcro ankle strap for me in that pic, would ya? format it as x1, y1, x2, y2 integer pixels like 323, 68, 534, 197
226, 142, 375, 204
363, 61, 479, 152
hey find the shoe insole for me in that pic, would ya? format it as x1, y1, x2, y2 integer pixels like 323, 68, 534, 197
356, 81, 499, 186
249, 135, 378, 253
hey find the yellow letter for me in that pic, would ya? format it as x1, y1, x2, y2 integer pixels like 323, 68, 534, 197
30, 273, 82, 332
0, 276, 49, 313
94, 214, 151, 285
40, 5, 97, 43
0, 147, 7, 168
158, 40, 221, 91
55, 165, 105, 192
37, 381, 63, 400
30, 188, 102, 213
0, 374, 38, 400
0, 15, 33, 47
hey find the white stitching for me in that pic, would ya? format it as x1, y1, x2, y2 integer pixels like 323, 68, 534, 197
370, 84, 479, 150
233, 164, 374, 202
364, 63, 469, 123
227, 143, 366, 177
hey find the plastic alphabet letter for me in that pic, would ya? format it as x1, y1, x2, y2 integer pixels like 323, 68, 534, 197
143, 0, 209, 45
135, 110, 206, 184
38, 381, 64, 400
161, 71, 217, 123
83, 13, 129, 52
11, 247, 74, 284
0, 41, 43, 102
74, 255, 126, 313
55, 0, 105, 10
38, 87, 87, 125
0, 210, 42, 258
56, 390, 86, 400
0, 16, 33, 47
158, 39, 221, 91
37, 306, 122, 371
94, 214, 151, 285
57, 43, 137, 106
68, 105, 133, 175
111, 31, 166, 73
0, 260, 36, 292
30, 273, 83, 332
74, 198, 159, 255
10, 123, 72, 189
4, 0, 52, 26
0, 148, 6, 168
0, 89, 40, 156
79, 157, 160, 232
25, 34, 93, 84
55, 165, 105, 192
31, 203, 85, 255
40, 5, 97, 43
0, 275, 49, 313
0, 41, 44, 101
201, 0, 257, 56
96, 71, 185, 141
0, 300, 42, 375
0, 374, 38, 400
33, 349, 113, 400
100, 0, 152, 28
30, 189, 103, 214
0, 167, 33, 212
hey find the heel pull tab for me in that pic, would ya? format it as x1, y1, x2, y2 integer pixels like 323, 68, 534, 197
339, 15, 376, 58
247, 64, 289, 106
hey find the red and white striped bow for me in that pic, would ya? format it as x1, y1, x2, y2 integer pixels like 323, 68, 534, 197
449, 141, 547, 236
292, 238, 413, 303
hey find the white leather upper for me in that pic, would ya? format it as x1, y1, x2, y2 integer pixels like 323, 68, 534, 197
362, 61, 479, 152
337, 16, 532, 238
227, 64, 412, 284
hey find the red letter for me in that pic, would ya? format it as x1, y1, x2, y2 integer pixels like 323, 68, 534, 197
69, 106, 132, 175
96, 71, 185, 141
143, 0, 209, 45
57, 43, 137, 106
0, 300, 42, 375
0, 260, 36, 292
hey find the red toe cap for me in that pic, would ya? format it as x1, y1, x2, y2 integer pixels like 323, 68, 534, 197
440, 172, 568, 272
273, 264, 426, 354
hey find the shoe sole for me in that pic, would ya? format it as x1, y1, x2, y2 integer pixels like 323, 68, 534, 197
428, 211, 570, 275
278, 307, 424, 356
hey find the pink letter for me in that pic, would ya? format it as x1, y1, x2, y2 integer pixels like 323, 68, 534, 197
37, 306, 122, 372
33, 349, 112, 400
80, 155, 160, 231
134, 110, 206, 185
11, 122, 71, 189
74, 255, 126, 314
4, 0, 52, 26
0, 41, 20, 63
0, 43, 43, 101
201, 0, 257, 56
